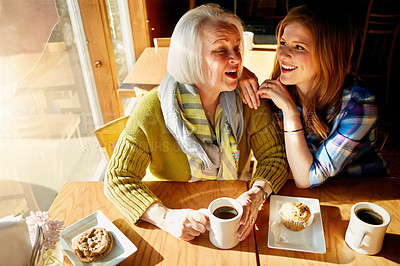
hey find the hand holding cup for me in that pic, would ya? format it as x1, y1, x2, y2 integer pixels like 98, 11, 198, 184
199, 197, 243, 249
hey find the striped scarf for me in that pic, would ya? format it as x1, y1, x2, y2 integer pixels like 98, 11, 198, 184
177, 88, 239, 181
159, 73, 243, 181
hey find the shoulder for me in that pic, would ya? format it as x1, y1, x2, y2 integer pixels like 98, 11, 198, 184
335, 80, 378, 135
343, 79, 377, 105
339, 79, 378, 118
133, 87, 161, 114
124, 87, 163, 136
129, 87, 164, 124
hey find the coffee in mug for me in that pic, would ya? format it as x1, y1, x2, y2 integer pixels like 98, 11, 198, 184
345, 202, 391, 255
213, 206, 238, 219
356, 209, 384, 225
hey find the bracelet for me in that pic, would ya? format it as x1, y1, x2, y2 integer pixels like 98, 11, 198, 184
284, 128, 304, 133
253, 185, 269, 201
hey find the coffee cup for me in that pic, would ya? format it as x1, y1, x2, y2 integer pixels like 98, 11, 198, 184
243, 31, 254, 51
345, 202, 391, 255
199, 197, 243, 249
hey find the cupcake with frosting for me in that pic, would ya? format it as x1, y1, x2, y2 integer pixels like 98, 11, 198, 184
279, 201, 314, 231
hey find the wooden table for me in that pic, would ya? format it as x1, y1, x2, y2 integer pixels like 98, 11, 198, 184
255, 177, 400, 265
120, 47, 169, 92
118, 47, 276, 99
49, 181, 257, 265
49, 177, 400, 265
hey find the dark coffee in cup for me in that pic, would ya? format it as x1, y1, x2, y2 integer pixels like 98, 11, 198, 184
213, 206, 238, 219
356, 208, 384, 225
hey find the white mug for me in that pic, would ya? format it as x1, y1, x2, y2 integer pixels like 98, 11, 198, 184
345, 202, 391, 255
199, 197, 243, 249
243, 31, 254, 51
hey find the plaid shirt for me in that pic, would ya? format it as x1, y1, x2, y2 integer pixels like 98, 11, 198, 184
304, 82, 387, 187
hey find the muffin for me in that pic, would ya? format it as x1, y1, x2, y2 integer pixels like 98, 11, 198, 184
279, 201, 314, 231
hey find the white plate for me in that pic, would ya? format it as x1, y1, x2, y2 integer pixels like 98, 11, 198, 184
268, 195, 326, 254
60, 210, 137, 265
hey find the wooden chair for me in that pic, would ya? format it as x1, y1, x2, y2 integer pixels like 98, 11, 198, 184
117, 88, 137, 110
94, 115, 156, 180
117, 87, 150, 114
94, 115, 130, 162
247, 0, 289, 21
354, 0, 400, 104
153, 37, 171, 48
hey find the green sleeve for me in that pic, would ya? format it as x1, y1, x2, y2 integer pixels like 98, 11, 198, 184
246, 101, 289, 193
104, 132, 161, 224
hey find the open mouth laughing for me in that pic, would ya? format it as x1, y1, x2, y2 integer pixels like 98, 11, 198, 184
225, 69, 238, 79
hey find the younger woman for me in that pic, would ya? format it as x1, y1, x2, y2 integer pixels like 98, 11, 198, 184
239, 4, 387, 188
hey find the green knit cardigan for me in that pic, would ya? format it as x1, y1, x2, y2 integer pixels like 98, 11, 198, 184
105, 88, 289, 224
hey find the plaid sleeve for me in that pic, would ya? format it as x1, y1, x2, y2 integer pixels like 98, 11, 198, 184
309, 92, 378, 186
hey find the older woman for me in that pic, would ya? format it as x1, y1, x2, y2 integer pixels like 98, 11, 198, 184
105, 4, 288, 242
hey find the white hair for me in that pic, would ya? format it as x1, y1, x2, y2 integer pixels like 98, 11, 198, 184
167, 4, 244, 84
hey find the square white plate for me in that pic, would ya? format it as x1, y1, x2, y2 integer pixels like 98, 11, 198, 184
60, 210, 137, 265
268, 195, 326, 254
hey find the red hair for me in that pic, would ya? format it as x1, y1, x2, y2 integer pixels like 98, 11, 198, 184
271, 4, 354, 140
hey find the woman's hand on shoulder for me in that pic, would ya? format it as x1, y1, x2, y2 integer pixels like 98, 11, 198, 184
256, 79, 296, 115
238, 67, 260, 109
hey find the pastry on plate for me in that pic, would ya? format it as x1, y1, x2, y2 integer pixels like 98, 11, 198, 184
279, 201, 314, 231
72, 227, 113, 262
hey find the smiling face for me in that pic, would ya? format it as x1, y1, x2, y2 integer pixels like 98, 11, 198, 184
277, 22, 317, 94
196, 20, 242, 95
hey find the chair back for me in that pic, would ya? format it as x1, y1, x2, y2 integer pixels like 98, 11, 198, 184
94, 115, 130, 162
153, 37, 171, 48
354, 0, 400, 104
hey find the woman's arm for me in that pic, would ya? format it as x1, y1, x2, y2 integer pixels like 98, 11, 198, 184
235, 101, 289, 240
257, 81, 379, 188
256, 79, 313, 188
282, 106, 313, 188
105, 131, 208, 241
236, 178, 272, 241
104, 131, 158, 223
246, 98, 289, 192
308, 92, 379, 186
